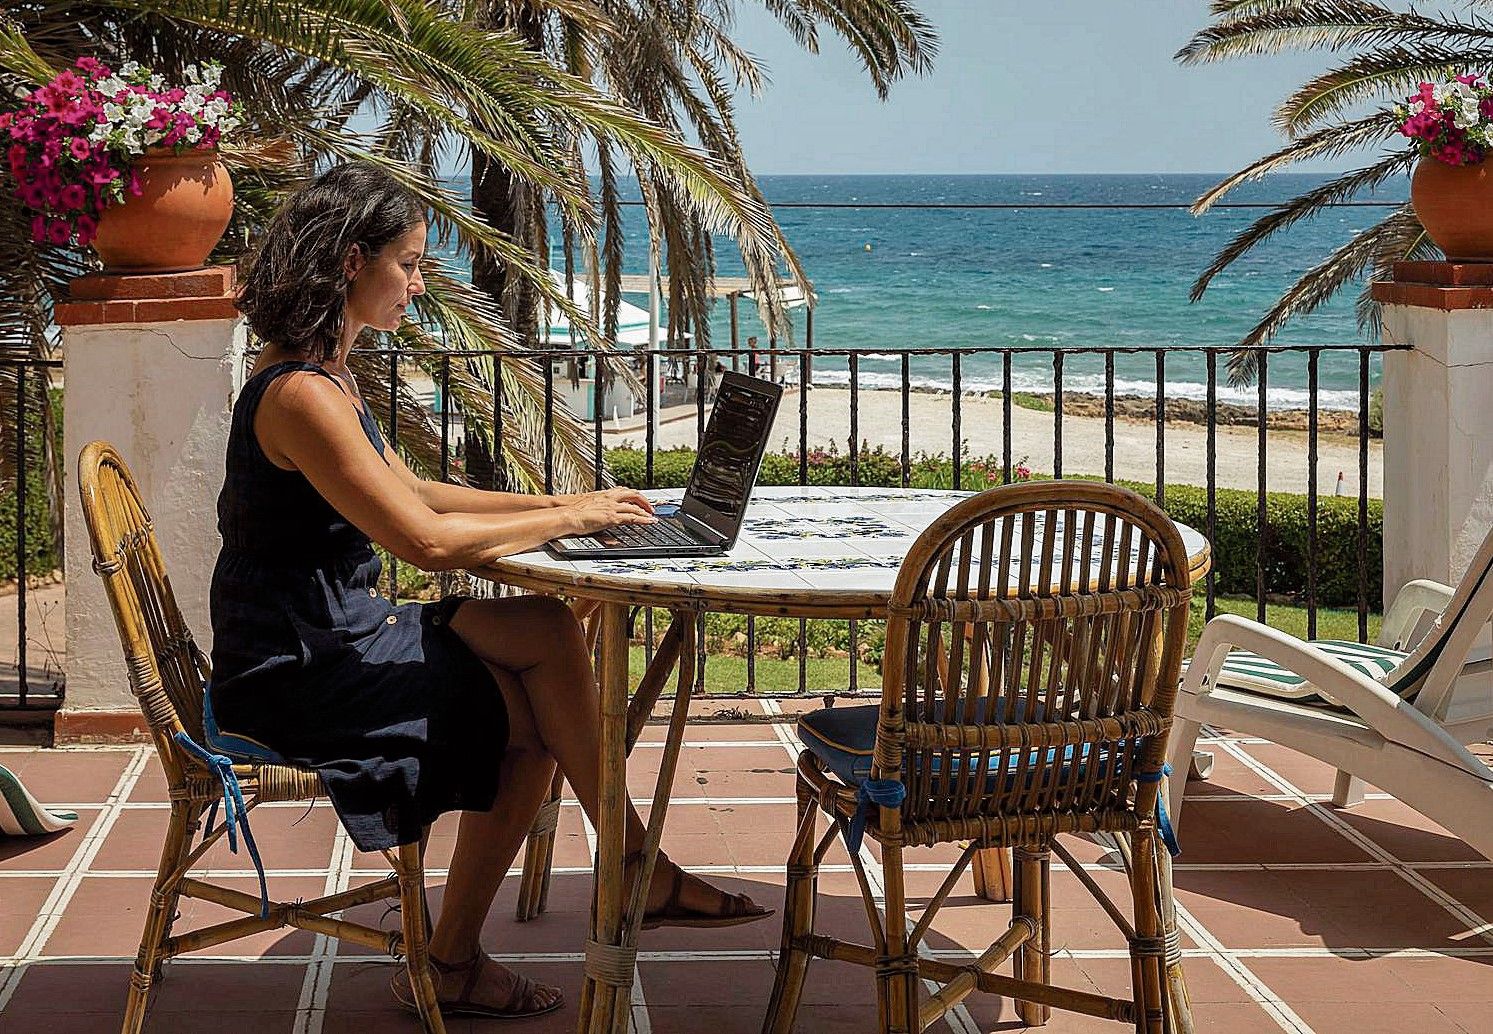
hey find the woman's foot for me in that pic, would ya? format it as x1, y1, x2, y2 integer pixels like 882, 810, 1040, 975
391, 951, 563, 1019
628, 850, 774, 930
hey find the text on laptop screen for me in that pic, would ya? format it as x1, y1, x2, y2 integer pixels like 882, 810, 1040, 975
686, 380, 776, 518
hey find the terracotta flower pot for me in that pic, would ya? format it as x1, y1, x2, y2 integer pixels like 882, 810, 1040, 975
1411, 157, 1493, 262
92, 149, 234, 274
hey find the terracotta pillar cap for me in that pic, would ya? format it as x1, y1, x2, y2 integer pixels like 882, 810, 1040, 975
55, 265, 238, 326
1371, 261, 1493, 310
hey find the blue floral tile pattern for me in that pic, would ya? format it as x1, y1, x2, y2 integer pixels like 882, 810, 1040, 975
494, 486, 1208, 601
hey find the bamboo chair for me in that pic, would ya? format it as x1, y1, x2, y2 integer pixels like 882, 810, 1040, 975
1170, 522, 1493, 859
761, 482, 1194, 1034
77, 441, 446, 1034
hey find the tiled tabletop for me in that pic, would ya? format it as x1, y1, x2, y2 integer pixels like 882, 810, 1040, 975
493, 486, 1210, 598
3, 702, 1491, 1033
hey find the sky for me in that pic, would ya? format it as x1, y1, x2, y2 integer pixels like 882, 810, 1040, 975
726, 0, 1354, 175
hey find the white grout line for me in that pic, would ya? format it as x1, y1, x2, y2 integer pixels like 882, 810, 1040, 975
0, 746, 150, 1012
11, 858, 1493, 881
293, 825, 354, 1034
13, 943, 1493, 968
1169, 897, 1317, 1034
1217, 739, 1493, 947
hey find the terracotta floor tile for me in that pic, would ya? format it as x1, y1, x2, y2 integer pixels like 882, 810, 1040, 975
1434, 1000, 1493, 1034
1333, 799, 1484, 862
8, 726, 1493, 1031
89, 804, 339, 872
1287, 1000, 1467, 1034
0, 810, 97, 872
42, 875, 325, 957
0, 876, 58, 954
639, 958, 777, 1007
0, 749, 133, 805
1239, 741, 1366, 797
126, 755, 170, 804
3, 962, 131, 1014
1171, 798, 1371, 864
1415, 866, 1493, 917
1179, 747, 1284, 799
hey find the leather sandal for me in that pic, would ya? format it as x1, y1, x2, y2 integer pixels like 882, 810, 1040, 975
626, 850, 774, 930
390, 952, 563, 1019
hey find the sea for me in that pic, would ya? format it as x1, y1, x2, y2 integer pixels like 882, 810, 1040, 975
434, 173, 1410, 411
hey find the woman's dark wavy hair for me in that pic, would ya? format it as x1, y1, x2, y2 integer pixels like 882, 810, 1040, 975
236, 161, 424, 362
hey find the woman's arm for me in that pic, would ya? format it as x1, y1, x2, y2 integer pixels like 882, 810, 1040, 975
256, 372, 654, 569
380, 447, 574, 514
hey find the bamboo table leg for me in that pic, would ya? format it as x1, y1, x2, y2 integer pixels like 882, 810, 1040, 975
971, 846, 1013, 903
578, 601, 632, 1034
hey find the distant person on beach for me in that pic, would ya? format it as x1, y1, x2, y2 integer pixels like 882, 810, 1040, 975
708, 360, 726, 401
215, 161, 769, 1020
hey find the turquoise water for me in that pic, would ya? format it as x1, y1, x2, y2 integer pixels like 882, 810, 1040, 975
437, 173, 1408, 409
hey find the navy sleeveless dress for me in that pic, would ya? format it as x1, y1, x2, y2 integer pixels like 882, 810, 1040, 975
207, 360, 508, 852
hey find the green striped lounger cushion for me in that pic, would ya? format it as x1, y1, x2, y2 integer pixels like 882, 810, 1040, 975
0, 764, 78, 836
1214, 640, 1407, 705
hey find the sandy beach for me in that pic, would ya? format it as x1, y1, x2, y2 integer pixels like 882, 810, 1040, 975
607, 386, 1383, 498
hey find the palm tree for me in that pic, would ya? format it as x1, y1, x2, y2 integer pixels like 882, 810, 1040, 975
463, 1, 938, 392
0, 0, 833, 572
1175, 0, 1478, 383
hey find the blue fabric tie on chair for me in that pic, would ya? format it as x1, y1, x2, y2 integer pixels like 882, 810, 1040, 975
172, 729, 270, 919
1134, 764, 1180, 857
845, 778, 907, 855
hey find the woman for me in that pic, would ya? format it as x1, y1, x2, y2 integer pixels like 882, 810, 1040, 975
210, 162, 769, 1020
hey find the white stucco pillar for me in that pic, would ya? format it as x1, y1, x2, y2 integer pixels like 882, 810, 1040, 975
56, 266, 246, 740
1375, 262, 1493, 603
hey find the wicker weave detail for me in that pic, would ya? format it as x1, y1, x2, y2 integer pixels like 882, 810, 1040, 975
527, 796, 562, 837
887, 584, 1189, 624
584, 939, 639, 987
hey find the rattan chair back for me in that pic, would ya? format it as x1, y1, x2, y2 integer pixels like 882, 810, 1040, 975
874, 480, 1192, 848
77, 440, 208, 771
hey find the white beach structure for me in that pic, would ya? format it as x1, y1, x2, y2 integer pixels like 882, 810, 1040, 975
541, 270, 685, 422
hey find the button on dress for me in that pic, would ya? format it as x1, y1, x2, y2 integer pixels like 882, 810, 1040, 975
207, 361, 508, 851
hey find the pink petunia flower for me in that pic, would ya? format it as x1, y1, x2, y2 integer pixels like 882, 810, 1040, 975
74, 213, 97, 247
59, 183, 85, 209
46, 218, 71, 245
68, 136, 91, 161
29, 214, 47, 242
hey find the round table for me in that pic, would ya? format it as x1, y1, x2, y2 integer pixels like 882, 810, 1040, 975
481, 486, 1212, 1034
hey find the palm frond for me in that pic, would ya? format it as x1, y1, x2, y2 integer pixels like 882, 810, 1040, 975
1190, 152, 1413, 303
1224, 203, 1413, 384
1280, 43, 1493, 133
1177, 2, 1487, 66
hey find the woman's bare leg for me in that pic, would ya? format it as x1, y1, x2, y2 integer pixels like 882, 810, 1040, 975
448, 595, 762, 916
428, 664, 556, 961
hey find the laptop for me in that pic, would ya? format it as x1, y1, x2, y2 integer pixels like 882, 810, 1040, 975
548, 371, 783, 559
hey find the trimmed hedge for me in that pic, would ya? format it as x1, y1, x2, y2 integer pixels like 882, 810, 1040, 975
0, 387, 61, 583
606, 445, 1383, 609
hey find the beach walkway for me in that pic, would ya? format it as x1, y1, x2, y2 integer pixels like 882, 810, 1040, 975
610, 387, 1383, 498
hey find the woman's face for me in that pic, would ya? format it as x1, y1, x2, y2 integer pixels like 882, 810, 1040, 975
344, 221, 427, 335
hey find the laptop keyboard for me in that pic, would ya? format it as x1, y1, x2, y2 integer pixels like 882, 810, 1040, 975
567, 517, 703, 550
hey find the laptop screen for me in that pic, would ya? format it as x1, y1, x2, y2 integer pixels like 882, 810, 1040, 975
682, 374, 780, 535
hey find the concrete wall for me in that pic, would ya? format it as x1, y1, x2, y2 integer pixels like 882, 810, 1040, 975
62, 317, 247, 713
1381, 304, 1493, 601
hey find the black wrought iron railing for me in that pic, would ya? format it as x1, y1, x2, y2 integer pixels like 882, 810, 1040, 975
362, 341, 1398, 697
0, 340, 1400, 705
2, 355, 64, 712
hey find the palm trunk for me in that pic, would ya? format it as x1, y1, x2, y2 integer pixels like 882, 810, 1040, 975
467, 2, 546, 490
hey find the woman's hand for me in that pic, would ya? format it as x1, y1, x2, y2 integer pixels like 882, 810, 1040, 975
564, 487, 657, 535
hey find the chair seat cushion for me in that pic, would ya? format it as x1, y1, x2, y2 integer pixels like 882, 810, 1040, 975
203, 687, 287, 765
1213, 640, 1406, 704
797, 700, 1118, 789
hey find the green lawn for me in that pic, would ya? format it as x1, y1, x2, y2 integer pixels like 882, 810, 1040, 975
628, 595, 1382, 696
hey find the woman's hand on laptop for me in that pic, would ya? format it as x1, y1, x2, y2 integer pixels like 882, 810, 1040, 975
564, 488, 657, 534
